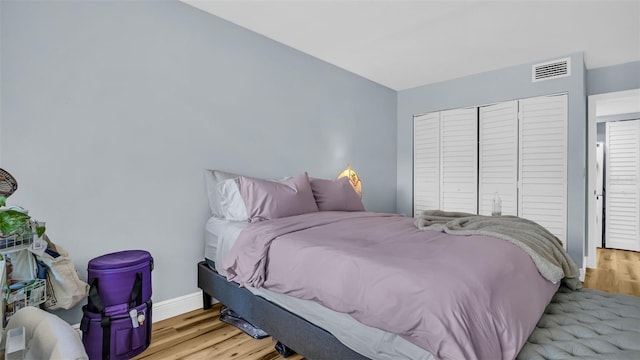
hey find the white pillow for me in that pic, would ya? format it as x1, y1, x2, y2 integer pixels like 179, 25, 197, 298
217, 178, 249, 221
204, 169, 290, 220
205, 170, 242, 217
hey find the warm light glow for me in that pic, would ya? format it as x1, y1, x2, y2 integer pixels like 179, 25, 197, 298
337, 164, 362, 197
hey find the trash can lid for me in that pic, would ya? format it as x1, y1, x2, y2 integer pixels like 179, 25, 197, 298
88, 250, 152, 270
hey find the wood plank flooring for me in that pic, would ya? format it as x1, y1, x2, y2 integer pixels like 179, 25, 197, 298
583, 247, 640, 296
134, 247, 639, 360
132, 304, 304, 360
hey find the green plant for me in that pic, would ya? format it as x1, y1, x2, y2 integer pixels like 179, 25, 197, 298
0, 196, 46, 237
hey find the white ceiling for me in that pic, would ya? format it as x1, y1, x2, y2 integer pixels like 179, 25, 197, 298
183, 0, 640, 90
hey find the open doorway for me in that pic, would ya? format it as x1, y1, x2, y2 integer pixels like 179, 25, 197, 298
587, 89, 640, 268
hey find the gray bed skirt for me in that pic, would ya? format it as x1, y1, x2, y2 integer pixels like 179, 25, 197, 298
198, 260, 640, 360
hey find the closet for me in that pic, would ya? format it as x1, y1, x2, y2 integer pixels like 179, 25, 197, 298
414, 108, 478, 215
413, 94, 568, 246
605, 119, 640, 251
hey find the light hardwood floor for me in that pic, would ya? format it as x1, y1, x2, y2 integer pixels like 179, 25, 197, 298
132, 303, 304, 360
583, 247, 640, 297
134, 247, 639, 360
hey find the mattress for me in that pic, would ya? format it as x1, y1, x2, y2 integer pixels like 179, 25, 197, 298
204, 216, 247, 274
205, 217, 433, 360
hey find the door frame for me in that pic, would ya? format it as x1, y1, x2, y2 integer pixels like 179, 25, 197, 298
587, 89, 640, 268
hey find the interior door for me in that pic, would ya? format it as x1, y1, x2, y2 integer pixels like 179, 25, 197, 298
413, 112, 440, 216
478, 101, 518, 216
518, 94, 568, 246
596, 142, 604, 247
440, 108, 478, 214
605, 119, 640, 251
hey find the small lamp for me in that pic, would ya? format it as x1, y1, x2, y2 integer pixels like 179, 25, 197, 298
337, 164, 362, 197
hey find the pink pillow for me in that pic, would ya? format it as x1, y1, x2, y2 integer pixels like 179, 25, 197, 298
310, 177, 365, 211
238, 172, 319, 222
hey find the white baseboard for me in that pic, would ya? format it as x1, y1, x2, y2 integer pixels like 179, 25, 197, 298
153, 291, 205, 322
579, 267, 586, 282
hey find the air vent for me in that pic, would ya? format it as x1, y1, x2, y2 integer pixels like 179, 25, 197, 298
532, 58, 571, 82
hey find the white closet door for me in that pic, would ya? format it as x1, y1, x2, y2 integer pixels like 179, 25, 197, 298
518, 94, 568, 246
478, 101, 519, 216
440, 108, 478, 214
605, 120, 640, 251
413, 112, 441, 215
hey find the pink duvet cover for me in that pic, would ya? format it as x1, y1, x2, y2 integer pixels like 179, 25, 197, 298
223, 211, 560, 360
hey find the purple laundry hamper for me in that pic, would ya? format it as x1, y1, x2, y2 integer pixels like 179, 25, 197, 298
80, 250, 153, 360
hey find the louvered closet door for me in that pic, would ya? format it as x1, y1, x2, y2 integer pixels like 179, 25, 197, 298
479, 101, 518, 216
413, 112, 440, 215
518, 94, 568, 246
440, 108, 478, 214
605, 120, 640, 251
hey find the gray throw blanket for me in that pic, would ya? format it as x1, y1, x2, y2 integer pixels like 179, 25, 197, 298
415, 210, 582, 290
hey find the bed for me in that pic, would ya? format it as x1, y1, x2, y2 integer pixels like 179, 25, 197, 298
198, 170, 640, 360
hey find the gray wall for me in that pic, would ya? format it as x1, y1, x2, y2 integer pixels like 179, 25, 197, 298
397, 52, 587, 267
0, 1, 397, 322
586, 61, 640, 96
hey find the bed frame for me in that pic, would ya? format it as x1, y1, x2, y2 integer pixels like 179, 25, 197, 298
197, 261, 370, 360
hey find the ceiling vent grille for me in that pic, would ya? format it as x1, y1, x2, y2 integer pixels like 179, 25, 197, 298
532, 58, 571, 82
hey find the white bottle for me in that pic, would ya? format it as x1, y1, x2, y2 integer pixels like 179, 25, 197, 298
492, 192, 502, 216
